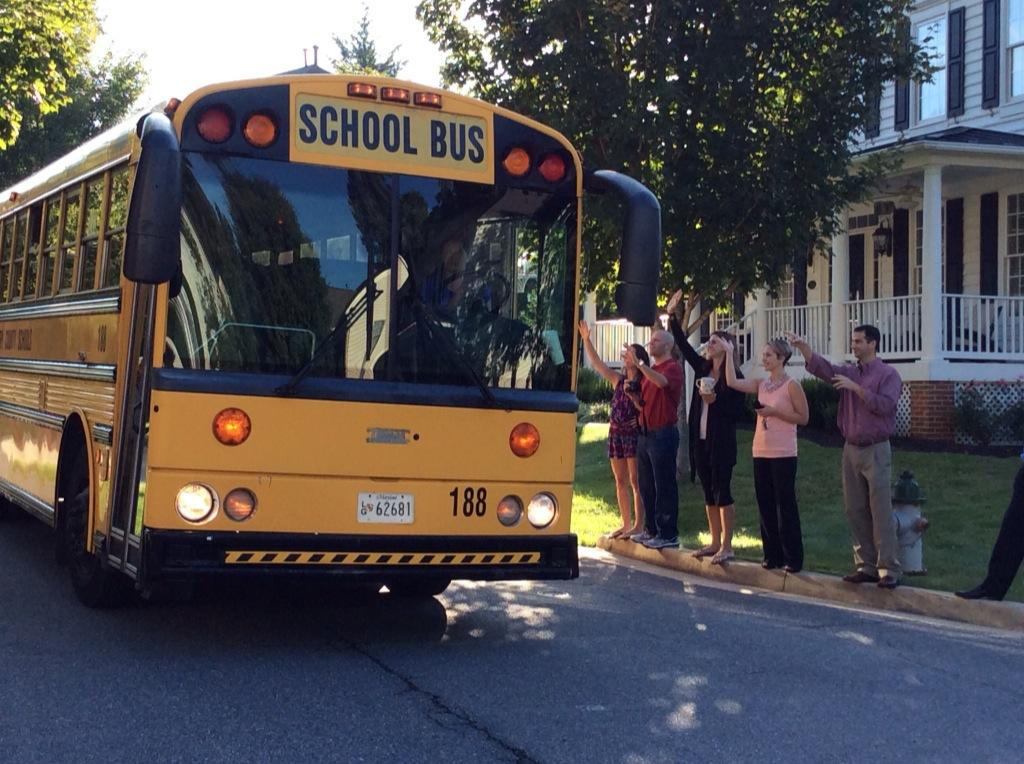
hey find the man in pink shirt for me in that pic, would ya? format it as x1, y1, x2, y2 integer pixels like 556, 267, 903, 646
786, 325, 903, 589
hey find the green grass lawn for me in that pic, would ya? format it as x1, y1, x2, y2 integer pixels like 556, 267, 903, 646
572, 423, 1024, 603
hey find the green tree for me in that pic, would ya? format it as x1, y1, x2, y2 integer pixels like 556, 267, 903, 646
0, 52, 147, 188
0, 0, 99, 150
331, 7, 406, 77
417, 0, 929, 325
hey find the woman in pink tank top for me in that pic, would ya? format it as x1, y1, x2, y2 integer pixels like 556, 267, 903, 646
723, 338, 809, 572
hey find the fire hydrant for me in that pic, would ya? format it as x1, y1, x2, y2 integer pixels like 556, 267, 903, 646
892, 470, 930, 575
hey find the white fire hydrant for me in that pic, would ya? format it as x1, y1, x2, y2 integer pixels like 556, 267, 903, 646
892, 470, 930, 575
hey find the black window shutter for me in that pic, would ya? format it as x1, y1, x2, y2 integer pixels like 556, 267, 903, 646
982, 0, 1000, 109
794, 267, 807, 306
849, 234, 865, 300
979, 192, 999, 294
732, 291, 745, 319
865, 84, 881, 138
894, 19, 911, 130
948, 8, 966, 117
945, 198, 965, 294
892, 209, 910, 297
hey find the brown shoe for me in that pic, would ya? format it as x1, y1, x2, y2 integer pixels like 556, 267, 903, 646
877, 575, 899, 590
842, 571, 880, 584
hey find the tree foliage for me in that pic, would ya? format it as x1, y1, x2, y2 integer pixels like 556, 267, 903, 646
331, 7, 406, 78
0, 52, 147, 189
0, 0, 99, 150
417, 0, 929, 319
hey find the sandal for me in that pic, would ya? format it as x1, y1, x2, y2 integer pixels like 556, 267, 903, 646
691, 546, 719, 559
710, 550, 735, 565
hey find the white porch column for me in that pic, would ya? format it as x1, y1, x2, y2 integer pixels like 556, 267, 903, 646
829, 210, 849, 359
752, 288, 769, 362
921, 165, 944, 360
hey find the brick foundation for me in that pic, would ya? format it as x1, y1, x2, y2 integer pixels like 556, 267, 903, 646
906, 381, 955, 441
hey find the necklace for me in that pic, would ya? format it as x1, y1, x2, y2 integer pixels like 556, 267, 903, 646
762, 374, 789, 393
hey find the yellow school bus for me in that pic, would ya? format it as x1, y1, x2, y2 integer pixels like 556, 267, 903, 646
0, 73, 660, 605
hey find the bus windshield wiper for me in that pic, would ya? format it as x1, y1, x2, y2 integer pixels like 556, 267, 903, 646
274, 307, 356, 396
413, 298, 501, 409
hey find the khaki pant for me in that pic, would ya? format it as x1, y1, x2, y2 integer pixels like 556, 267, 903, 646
841, 441, 901, 579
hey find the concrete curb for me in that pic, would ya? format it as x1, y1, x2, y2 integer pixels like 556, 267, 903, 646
596, 535, 1024, 632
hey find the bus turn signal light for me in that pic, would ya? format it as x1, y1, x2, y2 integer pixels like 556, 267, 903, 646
509, 423, 540, 458
348, 82, 377, 99
213, 408, 252, 446
196, 106, 233, 143
243, 113, 278, 147
502, 147, 531, 177
538, 154, 567, 183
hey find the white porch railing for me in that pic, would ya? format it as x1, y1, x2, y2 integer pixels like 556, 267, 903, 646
765, 304, 831, 364
589, 319, 651, 368
844, 295, 923, 357
710, 310, 756, 369
942, 293, 1024, 359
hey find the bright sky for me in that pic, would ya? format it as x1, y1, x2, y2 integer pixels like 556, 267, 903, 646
94, 0, 448, 108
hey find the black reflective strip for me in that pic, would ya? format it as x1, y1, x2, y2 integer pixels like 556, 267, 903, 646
285, 553, 300, 563
481, 554, 495, 564
399, 554, 414, 564
519, 554, 534, 563
441, 554, 455, 564
309, 553, 324, 563
377, 554, 392, 564
238, 553, 254, 563
501, 554, 514, 563
331, 553, 347, 563
354, 553, 370, 564
261, 553, 277, 563
461, 554, 475, 564
421, 554, 435, 564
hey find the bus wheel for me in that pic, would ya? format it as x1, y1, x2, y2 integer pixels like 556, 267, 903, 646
62, 461, 128, 608
387, 578, 450, 598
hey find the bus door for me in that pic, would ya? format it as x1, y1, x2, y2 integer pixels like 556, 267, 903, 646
106, 281, 157, 578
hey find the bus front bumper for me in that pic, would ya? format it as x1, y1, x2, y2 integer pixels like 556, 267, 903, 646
141, 530, 579, 583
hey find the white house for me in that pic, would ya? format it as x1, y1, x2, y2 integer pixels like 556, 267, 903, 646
592, 0, 1024, 443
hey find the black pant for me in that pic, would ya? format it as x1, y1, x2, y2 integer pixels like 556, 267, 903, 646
752, 457, 803, 570
637, 426, 680, 540
980, 463, 1024, 599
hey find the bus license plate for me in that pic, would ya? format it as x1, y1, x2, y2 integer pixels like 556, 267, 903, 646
357, 492, 414, 524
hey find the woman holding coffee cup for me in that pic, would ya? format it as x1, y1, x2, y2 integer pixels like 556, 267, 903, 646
666, 290, 746, 565
722, 336, 809, 572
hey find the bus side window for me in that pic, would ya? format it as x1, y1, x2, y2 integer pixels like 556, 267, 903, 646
22, 204, 43, 299
58, 188, 82, 293
11, 211, 27, 300
40, 195, 62, 297
0, 218, 11, 302
80, 178, 104, 291
102, 168, 130, 288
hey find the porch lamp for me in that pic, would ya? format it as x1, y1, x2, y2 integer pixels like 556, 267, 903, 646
872, 217, 893, 257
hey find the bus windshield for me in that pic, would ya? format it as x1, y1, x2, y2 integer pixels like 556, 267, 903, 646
167, 153, 576, 392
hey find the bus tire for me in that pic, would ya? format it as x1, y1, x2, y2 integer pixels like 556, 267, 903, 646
387, 578, 450, 598
62, 457, 129, 608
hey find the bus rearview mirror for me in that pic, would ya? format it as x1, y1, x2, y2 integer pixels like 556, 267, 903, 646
584, 170, 661, 326
124, 113, 181, 285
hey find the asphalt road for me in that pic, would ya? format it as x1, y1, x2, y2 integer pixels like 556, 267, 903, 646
2, 514, 1022, 763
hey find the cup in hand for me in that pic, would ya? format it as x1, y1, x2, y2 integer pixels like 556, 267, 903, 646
697, 376, 716, 395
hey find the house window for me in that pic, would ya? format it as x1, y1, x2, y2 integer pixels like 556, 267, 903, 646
774, 270, 795, 308
1009, 193, 1024, 295
1012, 0, 1024, 98
914, 206, 946, 294
917, 17, 947, 121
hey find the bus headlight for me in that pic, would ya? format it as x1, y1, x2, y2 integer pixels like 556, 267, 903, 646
175, 483, 218, 523
527, 493, 557, 528
496, 495, 523, 526
224, 488, 257, 521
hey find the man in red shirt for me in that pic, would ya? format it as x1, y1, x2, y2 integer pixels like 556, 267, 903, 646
625, 330, 685, 549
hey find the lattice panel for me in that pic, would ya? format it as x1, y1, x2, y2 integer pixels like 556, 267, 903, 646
895, 383, 912, 437
954, 381, 1024, 446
